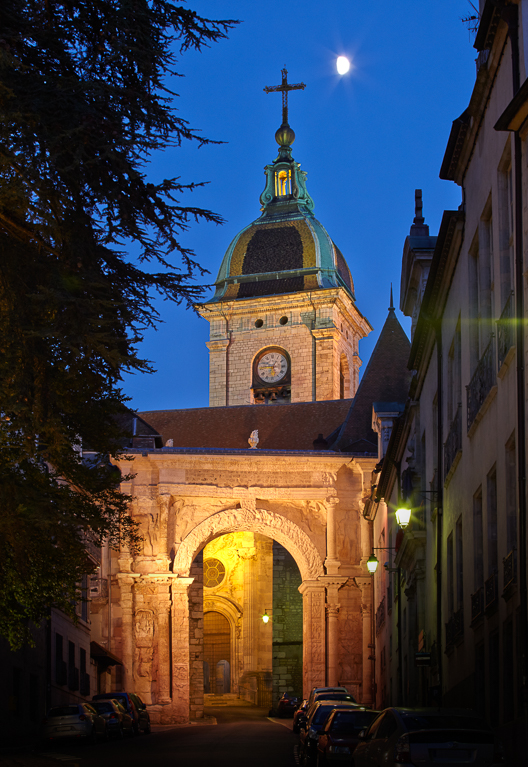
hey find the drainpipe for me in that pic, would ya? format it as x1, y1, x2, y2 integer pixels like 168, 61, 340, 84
397, 565, 403, 706
501, 0, 528, 730
435, 322, 443, 706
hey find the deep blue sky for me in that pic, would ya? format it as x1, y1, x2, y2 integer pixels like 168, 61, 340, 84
122, 1, 478, 412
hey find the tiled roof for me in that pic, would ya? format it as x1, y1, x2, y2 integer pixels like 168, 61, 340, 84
331, 310, 412, 454
138, 399, 352, 452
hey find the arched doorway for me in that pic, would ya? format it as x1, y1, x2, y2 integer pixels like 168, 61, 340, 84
203, 611, 231, 694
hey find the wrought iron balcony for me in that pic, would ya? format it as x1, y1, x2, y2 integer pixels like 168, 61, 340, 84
503, 549, 517, 592
467, 337, 495, 431
375, 596, 386, 635
444, 404, 462, 478
497, 292, 515, 370
484, 570, 498, 612
470, 587, 484, 624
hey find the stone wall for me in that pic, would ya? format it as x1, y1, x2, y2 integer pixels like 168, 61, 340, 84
272, 541, 303, 707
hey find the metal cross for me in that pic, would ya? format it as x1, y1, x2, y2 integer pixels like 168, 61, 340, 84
264, 68, 306, 126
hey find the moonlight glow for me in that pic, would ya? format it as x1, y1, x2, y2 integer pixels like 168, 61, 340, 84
336, 56, 350, 75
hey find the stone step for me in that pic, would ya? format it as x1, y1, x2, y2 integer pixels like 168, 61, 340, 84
204, 694, 255, 707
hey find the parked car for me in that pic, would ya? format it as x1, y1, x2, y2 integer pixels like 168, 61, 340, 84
41, 703, 107, 743
307, 687, 349, 708
293, 699, 309, 733
92, 691, 151, 734
316, 707, 380, 765
299, 700, 360, 765
90, 698, 134, 738
352, 707, 505, 767
312, 691, 357, 705
277, 692, 299, 718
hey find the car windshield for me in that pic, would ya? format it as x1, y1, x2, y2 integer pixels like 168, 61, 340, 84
331, 711, 378, 732
49, 706, 79, 717
313, 705, 339, 725
92, 702, 114, 713
401, 714, 489, 732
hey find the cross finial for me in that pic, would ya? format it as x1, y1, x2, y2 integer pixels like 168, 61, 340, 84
264, 68, 306, 126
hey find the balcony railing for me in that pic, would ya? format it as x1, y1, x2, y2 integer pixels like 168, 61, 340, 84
467, 337, 495, 431
497, 292, 515, 370
444, 404, 462, 478
375, 596, 386, 635
484, 570, 498, 612
503, 549, 517, 591
470, 586, 484, 623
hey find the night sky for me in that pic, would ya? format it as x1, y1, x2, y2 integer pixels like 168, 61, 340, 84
122, 1, 478, 412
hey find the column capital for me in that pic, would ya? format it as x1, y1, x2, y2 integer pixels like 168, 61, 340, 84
326, 496, 339, 508
326, 603, 340, 619
318, 575, 348, 591
298, 579, 326, 596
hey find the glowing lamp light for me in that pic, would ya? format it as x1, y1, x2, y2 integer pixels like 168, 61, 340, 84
366, 555, 379, 574
336, 56, 351, 75
395, 505, 412, 529
262, 610, 270, 624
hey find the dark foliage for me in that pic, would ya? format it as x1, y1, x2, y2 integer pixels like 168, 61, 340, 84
0, 0, 237, 647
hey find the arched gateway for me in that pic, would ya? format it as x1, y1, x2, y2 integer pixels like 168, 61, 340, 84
91, 95, 412, 725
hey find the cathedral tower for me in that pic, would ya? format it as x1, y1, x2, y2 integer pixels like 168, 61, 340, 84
198, 74, 371, 407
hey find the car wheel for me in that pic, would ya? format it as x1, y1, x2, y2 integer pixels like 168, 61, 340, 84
133, 722, 140, 736
144, 720, 151, 735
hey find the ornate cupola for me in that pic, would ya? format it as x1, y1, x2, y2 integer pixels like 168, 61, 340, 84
198, 70, 371, 408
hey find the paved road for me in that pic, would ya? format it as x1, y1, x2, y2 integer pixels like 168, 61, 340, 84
30, 706, 297, 767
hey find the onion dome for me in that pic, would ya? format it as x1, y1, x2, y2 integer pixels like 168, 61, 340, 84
208, 129, 354, 303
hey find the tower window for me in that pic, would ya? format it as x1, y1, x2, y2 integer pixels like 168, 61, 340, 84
255, 319, 264, 328
279, 316, 288, 325
275, 169, 291, 197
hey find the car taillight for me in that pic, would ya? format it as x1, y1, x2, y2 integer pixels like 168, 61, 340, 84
394, 734, 411, 763
109, 714, 118, 720
78, 714, 86, 721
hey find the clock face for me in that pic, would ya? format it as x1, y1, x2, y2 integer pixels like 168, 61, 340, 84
257, 351, 288, 383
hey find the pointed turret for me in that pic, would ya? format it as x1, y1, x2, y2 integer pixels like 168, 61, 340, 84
330, 304, 412, 454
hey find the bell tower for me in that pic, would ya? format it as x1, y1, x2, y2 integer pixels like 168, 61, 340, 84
197, 71, 371, 407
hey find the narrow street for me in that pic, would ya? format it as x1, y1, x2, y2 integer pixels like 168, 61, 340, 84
23, 706, 297, 767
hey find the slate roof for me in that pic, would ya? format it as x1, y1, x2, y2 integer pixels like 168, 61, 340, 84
330, 309, 412, 454
138, 399, 352, 452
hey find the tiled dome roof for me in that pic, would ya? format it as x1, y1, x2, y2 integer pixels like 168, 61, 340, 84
207, 134, 355, 303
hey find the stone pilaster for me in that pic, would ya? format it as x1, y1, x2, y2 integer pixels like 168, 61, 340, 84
206, 338, 230, 407
324, 497, 341, 575
116, 574, 139, 690
312, 327, 339, 400
299, 580, 326, 696
169, 577, 194, 723
319, 576, 347, 688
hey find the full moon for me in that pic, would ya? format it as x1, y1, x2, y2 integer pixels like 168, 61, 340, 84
336, 56, 350, 75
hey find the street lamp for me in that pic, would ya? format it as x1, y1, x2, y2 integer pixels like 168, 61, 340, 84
367, 554, 379, 574
395, 502, 411, 529
262, 609, 271, 624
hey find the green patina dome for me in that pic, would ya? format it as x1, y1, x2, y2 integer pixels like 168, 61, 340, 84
208, 129, 355, 304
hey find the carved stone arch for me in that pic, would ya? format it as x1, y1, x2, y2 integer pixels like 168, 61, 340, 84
173, 507, 324, 581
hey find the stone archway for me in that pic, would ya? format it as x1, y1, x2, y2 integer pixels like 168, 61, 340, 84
173, 505, 325, 581
167, 505, 328, 722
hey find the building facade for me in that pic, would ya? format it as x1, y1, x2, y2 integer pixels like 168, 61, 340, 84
368, 3, 528, 763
